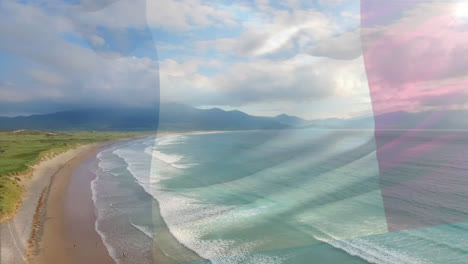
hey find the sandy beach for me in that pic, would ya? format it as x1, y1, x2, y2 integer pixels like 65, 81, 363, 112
0, 142, 118, 264
0, 144, 103, 263
0, 132, 218, 264
26, 142, 115, 264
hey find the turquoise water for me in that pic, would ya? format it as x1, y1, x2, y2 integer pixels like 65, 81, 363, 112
92, 129, 468, 264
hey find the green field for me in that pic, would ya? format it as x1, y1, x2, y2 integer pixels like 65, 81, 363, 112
0, 130, 152, 220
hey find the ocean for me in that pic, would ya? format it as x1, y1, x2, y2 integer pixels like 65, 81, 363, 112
91, 129, 468, 264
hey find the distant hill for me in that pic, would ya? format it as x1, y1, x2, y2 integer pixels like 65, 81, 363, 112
0, 108, 159, 131
372, 110, 468, 130
272, 114, 308, 126
0, 103, 291, 131
2, 104, 466, 131
157, 103, 290, 131
301, 110, 468, 130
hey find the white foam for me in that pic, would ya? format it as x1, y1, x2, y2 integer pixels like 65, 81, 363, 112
314, 235, 427, 264
129, 222, 154, 239
150, 187, 285, 264
209, 252, 284, 264
91, 164, 122, 264
171, 163, 199, 169
153, 150, 183, 164
95, 135, 284, 264
157, 135, 185, 146
93, 143, 169, 264
143, 146, 153, 156
94, 221, 121, 264
93, 131, 443, 264
96, 149, 121, 173
113, 148, 151, 178
112, 144, 181, 199
145, 145, 196, 169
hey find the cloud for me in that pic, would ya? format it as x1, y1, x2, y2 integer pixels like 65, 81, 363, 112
0, 2, 99, 72
72, 0, 237, 32
159, 55, 368, 107
213, 55, 367, 106
0, 0, 159, 112
317, 0, 351, 7
88, 34, 106, 46
361, 1, 468, 114
28, 69, 68, 86
0, 0, 372, 119
196, 7, 336, 57
167, 2, 367, 108
306, 29, 362, 60
159, 59, 218, 103
0, 81, 63, 103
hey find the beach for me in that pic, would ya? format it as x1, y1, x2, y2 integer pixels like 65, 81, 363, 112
2, 129, 466, 264
26, 142, 115, 264
0, 132, 216, 264
0, 142, 115, 264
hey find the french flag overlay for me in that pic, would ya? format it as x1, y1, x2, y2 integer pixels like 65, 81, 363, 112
144, 1, 468, 263
65, 0, 468, 262
362, 0, 468, 232
4, 0, 466, 263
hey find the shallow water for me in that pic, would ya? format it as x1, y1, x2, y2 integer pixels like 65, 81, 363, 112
92, 129, 468, 264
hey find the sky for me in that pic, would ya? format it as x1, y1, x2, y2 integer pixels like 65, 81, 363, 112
0, 0, 467, 119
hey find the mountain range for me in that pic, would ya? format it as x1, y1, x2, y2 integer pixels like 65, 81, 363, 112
1, 103, 467, 131
0, 103, 303, 131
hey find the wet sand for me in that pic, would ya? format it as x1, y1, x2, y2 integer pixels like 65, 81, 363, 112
0, 144, 106, 264
11, 132, 213, 264
27, 143, 115, 264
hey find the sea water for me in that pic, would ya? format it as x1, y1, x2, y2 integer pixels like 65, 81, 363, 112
92, 129, 468, 264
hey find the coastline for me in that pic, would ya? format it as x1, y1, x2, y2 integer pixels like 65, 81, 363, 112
91, 133, 209, 264
26, 142, 115, 264
0, 144, 111, 264
0, 132, 220, 264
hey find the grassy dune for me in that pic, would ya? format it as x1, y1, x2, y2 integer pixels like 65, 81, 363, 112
0, 130, 152, 221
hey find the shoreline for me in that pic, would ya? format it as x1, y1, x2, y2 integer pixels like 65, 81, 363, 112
91, 134, 207, 264
0, 131, 221, 264
0, 143, 111, 264
27, 142, 116, 264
